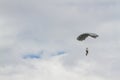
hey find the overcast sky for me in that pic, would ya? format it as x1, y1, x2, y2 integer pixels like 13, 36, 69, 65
0, 0, 120, 80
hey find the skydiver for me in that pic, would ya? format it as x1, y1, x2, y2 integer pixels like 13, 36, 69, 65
86, 48, 88, 56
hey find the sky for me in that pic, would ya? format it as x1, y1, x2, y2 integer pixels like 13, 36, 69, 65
0, 0, 120, 80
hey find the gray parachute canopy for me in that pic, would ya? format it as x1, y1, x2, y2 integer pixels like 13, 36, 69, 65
77, 33, 99, 41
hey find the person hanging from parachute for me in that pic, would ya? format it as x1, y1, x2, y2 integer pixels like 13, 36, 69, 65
77, 33, 99, 56
86, 47, 88, 56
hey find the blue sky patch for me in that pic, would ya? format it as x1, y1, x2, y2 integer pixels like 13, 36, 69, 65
23, 50, 66, 59
23, 54, 41, 59
23, 51, 44, 59
50, 51, 66, 57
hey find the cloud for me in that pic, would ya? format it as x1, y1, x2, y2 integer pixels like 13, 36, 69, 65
0, 0, 120, 80
0, 57, 108, 80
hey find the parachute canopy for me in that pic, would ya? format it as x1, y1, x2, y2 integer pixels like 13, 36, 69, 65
77, 33, 99, 41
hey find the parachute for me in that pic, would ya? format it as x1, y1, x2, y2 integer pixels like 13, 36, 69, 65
77, 33, 99, 56
77, 33, 98, 41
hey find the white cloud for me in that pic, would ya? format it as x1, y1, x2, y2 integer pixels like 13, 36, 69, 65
0, 0, 120, 80
0, 57, 108, 80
